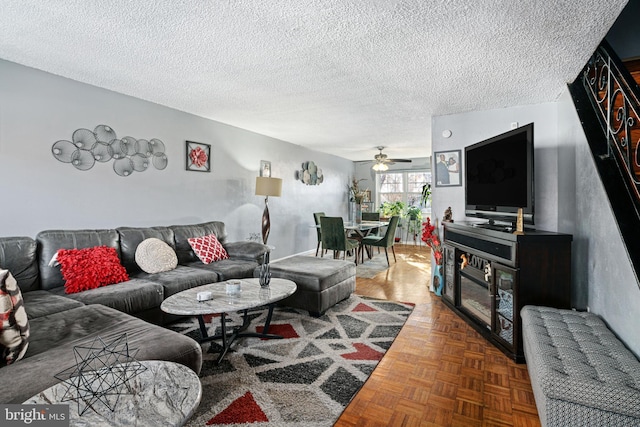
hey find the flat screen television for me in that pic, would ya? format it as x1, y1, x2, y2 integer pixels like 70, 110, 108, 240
465, 123, 534, 226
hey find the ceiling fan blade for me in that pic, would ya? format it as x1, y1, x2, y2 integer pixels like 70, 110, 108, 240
387, 158, 412, 163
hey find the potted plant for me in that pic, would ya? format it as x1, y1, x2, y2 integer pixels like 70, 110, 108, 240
348, 178, 367, 223
406, 205, 422, 221
405, 205, 423, 244
421, 184, 432, 207
379, 201, 406, 220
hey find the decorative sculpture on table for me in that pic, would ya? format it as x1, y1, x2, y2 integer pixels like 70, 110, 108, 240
259, 251, 271, 288
54, 334, 146, 416
443, 206, 453, 222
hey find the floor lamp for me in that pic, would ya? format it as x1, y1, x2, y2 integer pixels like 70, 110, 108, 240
255, 176, 282, 245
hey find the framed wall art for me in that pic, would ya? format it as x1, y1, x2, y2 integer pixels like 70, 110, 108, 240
434, 150, 462, 187
186, 141, 211, 172
260, 160, 271, 177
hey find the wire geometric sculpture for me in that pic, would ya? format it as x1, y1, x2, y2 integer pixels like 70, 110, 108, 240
54, 334, 147, 416
51, 124, 168, 176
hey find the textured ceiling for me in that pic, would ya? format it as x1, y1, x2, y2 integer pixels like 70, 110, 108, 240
0, 0, 628, 161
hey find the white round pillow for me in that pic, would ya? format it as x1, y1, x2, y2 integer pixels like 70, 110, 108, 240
135, 238, 178, 274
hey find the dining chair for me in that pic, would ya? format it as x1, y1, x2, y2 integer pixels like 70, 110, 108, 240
361, 211, 381, 235
361, 212, 380, 221
360, 211, 381, 258
320, 216, 360, 264
313, 212, 325, 256
360, 215, 400, 266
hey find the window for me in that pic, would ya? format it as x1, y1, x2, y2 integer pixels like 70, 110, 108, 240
377, 170, 431, 208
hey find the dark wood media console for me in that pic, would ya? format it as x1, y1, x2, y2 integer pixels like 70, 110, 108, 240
441, 221, 572, 362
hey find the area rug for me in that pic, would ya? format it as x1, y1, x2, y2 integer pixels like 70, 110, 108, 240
355, 251, 393, 279
169, 295, 414, 426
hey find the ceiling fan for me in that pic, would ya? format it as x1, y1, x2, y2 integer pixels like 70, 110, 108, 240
371, 146, 411, 171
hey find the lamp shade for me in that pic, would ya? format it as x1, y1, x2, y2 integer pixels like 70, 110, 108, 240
255, 177, 282, 197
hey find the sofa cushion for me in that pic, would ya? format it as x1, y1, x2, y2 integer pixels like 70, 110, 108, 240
21, 290, 84, 319
57, 246, 130, 294
131, 266, 218, 298
0, 270, 29, 366
117, 226, 175, 274
188, 259, 259, 281
0, 304, 202, 404
37, 229, 120, 290
224, 241, 270, 261
188, 234, 229, 264
135, 238, 178, 274
0, 237, 39, 292
170, 221, 228, 264
48, 278, 163, 315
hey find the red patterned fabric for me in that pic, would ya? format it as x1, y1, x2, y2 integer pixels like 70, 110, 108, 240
57, 246, 129, 294
0, 270, 30, 366
188, 234, 229, 264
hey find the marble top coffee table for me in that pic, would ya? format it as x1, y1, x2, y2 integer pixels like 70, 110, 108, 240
161, 278, 297, 364
24, 360, 201, 427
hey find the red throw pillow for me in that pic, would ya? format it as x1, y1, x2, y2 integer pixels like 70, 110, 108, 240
56, 246, 129, 294
188, 234, 229, 264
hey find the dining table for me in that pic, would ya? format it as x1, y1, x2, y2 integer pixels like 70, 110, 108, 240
313, 219, 389, 262
331, 220, 389, 262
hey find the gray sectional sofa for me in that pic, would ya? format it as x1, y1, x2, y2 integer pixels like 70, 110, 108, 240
0, 221, 269, 404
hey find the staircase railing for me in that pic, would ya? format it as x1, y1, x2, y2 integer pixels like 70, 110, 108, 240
569, 40, 640, 284
581, 41, 640, 207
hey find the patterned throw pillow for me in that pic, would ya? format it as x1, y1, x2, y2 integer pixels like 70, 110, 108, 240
57, 246, 130, 294
188, 234, 229, 264
0, 269, 30, 366
135, 238, 178, 274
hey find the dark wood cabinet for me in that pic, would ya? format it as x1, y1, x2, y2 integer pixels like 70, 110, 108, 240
442, 221, 572, 362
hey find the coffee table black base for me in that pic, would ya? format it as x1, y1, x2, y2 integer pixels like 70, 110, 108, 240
196, 303, 283, 364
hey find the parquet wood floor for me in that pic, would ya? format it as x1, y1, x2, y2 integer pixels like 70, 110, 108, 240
334, 244, 541, 427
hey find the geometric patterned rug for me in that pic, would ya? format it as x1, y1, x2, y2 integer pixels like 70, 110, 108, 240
169, 295, 414, 426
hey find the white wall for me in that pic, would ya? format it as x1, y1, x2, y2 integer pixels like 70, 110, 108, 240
0, 59, 353, 258
557, 89, 640, 357
431, 102, 561, 232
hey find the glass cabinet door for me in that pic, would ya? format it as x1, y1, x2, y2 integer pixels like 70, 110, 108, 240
492, 263, 517, 348
442, 244, 456, 304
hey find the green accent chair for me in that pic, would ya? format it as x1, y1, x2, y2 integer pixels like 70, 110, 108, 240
320, 216, 360, 264
361, 212, 380, 221
361, 211, 381, 236
361, 215, 400, 266
313, 212, 325, 257
360, 211, 381, 257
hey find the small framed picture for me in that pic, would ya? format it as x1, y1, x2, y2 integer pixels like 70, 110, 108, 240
434, 150, 462, 187
260, 160, 271, 177
186, 141, 211, 172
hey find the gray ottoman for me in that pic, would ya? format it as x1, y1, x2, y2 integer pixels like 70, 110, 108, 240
521, 305, 640, 427
256, 256, 356, 316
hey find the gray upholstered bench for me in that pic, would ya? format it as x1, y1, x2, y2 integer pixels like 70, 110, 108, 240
521, 305, 640, 427
256, 255, 355, 317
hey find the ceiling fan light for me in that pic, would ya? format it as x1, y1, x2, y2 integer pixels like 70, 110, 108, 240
372, 162, 388, 171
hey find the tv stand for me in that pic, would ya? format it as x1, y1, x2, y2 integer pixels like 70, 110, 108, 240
470, 220, 521, 233
441, 222, 572, 362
